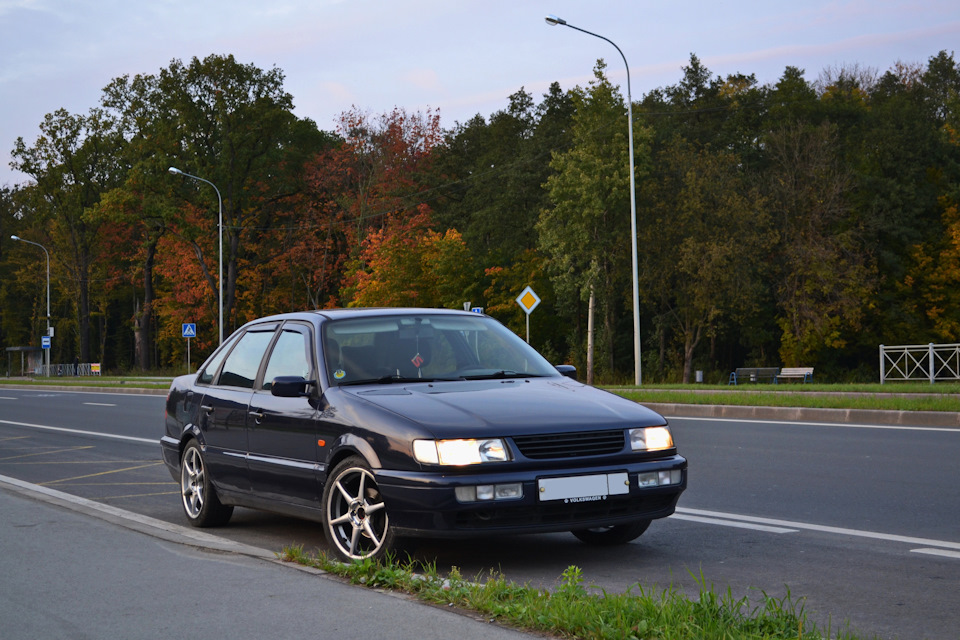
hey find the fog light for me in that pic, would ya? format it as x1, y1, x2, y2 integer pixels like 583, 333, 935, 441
455, 486, 476, 502
495, 483, 522, 499
638, 472, 658, 487
476, 485, 495, 500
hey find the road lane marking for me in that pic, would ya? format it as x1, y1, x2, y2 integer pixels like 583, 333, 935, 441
0, 419, 155, 444
0, 446, 94, 461
40, 462, 164, 486
677, 507, 960, 551
667, 415, 958, 433
912, 548, 960, 559
671, 513, 797, 534
83, 402, 117, 407
0, 397, 17, 400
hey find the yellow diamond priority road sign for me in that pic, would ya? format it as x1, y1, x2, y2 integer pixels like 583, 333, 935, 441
515, 286, 541, 315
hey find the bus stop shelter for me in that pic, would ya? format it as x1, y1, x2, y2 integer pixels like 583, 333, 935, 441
5, 346, 42, 377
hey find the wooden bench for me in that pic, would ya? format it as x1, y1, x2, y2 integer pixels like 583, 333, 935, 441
728, 367, 779, 385
777, 367, 814, 383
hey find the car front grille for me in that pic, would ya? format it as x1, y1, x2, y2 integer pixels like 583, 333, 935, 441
511, 429, 625, 459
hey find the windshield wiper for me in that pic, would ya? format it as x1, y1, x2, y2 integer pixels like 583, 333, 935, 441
340, 374, 463, 386
462, 370, 545, 380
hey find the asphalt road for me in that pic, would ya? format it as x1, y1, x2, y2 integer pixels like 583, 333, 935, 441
1, 387, 958, 639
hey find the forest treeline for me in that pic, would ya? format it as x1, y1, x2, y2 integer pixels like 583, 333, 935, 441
2, 51, 959, 383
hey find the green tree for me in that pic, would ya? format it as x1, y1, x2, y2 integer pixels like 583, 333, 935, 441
764, 122, 874, 364
639, 137, 774, 381
11, 107, 127, 363
539, 61, 649, 378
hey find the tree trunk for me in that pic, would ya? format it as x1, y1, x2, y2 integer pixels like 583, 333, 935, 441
134, 242, 156, 370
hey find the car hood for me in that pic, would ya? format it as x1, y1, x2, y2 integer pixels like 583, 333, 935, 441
341, 377, 664, 437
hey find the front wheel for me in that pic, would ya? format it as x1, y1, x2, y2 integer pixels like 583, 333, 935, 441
322, 456, 395, 561
180, 441, 233, 527
571, 519, 651, 545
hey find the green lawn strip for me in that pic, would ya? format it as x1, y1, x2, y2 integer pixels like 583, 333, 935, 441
0, 377, 173, 390
279, 547, 865, 640
608, 383, 960, 394
609, 388, 960, 413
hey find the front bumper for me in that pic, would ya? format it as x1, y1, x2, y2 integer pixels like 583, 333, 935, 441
375, 454, 687, 537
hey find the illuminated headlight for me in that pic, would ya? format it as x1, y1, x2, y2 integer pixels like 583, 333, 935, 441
413, 438, 510, 465
629, 426, 674, 452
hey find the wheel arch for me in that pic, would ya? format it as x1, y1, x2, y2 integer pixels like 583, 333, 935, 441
324, 433, 382, 478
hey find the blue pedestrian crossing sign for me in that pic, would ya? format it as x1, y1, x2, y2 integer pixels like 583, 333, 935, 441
182, 323, 197, 338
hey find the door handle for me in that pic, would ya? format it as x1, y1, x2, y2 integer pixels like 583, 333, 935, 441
200, 404, 214, 415
249, 410, 265, 424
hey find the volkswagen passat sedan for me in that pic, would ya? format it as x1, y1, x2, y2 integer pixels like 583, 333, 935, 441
161, 308, 686, 561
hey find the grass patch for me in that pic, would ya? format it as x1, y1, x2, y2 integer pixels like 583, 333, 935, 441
0, 376, 173, 390
279, 547, 866, 639
610, 387, 960, 413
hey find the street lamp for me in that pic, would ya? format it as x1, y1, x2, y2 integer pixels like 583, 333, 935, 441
546, 14, 642, 386
11, 235, 51, 374
169, 167, 224, 345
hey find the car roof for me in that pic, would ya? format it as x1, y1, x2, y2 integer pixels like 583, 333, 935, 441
250, 307, 477, 325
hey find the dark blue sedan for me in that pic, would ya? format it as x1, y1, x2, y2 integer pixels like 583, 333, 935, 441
161, 308, 686, 561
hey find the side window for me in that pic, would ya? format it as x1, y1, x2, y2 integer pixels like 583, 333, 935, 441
196, 331, 241, 385
261, 327, 312, 391
217, 329, 276, 389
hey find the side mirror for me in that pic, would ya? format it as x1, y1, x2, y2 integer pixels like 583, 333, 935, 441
270, 376, 314, 397
555, 364, 578, 381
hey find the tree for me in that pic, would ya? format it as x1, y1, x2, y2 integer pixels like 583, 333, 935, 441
11, 107, 127, 363
764, 122, 874, 364
343, 210, 473, 309
638, 137, 774, 381
539, 62, 649, 378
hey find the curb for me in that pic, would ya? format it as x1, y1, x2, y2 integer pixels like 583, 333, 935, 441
0, 473, 275, 560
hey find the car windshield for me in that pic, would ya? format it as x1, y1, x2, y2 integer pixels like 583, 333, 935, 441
322, 313, 560, 386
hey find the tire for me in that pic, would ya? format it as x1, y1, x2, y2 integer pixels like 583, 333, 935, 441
322, 456, 394, 561
571, 519, 651, 545
180, 440, 233, 527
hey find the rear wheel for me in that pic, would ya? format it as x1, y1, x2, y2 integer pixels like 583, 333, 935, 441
180, 441, 233, 527
571, 519, 651, 545
322, 456, 394, 561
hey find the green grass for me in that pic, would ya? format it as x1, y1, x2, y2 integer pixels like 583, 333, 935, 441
0, 376, 173, 390
279, 548, 868, 640
608, 383, 960, 413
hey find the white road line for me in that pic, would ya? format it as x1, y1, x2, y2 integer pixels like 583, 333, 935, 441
677, 507, 960, 551
0, 419, 155, 445
83, 402, 117, 407
911, 548, 960, 559
667, 415, 957, 433
0, 397, 17, 400
671, 513, 797, 534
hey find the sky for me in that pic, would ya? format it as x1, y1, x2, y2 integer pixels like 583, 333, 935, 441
2, 0, 959, 186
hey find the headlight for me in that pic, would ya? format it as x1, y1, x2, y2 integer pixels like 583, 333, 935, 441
413, 438, 510, 465
629, 426, 674, 452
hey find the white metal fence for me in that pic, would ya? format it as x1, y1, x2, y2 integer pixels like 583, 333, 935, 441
879, 343, 960, 383
37, 362, 102, 377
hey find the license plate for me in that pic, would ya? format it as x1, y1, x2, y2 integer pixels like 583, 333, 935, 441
538, 472, 629, 502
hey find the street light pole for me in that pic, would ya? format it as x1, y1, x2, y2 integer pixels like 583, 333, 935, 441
545, 14, 642, 386
11, 235, 51, 374
169, 167, 224, 345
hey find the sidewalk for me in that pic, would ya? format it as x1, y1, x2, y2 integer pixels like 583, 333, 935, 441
0, 477, 539, 640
